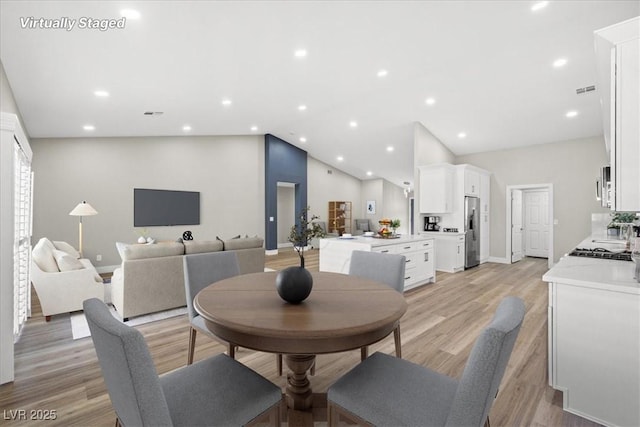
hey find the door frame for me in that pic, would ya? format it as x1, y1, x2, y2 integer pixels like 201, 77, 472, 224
505, 184, 554, 268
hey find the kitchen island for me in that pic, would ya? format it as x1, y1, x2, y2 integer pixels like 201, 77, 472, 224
543, 237, 639, 427
319, 234, 435, 291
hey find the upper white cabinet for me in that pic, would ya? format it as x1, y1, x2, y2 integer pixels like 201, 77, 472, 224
595, 17, 640, 211
419, 164, 454, 213
464, 169, 480, 196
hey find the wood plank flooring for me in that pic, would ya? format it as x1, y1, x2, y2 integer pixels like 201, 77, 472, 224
0, 249, 602, 426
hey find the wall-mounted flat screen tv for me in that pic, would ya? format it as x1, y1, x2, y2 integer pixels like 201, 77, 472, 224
134, 188, 200, 227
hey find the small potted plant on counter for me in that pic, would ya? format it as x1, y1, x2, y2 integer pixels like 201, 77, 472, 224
607, 212, 637, 237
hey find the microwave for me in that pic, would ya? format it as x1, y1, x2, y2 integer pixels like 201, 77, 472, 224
596, 166, 611, 208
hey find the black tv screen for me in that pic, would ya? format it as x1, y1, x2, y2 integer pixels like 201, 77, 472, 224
134, 188, 200, 227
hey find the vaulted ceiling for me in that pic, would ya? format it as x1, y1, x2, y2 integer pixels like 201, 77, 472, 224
1, 1, 638, 187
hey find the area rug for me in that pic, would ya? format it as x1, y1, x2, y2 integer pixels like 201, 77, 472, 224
70, 305, 187, 340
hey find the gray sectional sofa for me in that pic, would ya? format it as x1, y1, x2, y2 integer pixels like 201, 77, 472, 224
111, 237, 264, 319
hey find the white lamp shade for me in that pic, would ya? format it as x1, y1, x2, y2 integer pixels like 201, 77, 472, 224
69, 201, 98, 216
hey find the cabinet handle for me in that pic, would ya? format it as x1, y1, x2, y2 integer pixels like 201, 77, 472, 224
405, 276, 411, 280
424, 252, 429, 261
404, 246, 412, 250
380, 250, 389, 253
406, 259, 412, 263
457, 246, 460, 254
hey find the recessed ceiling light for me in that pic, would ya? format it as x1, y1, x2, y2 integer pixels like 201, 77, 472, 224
250, 125, 258, 132
377, 69, 388, 78
221, 99, 232, 106
458, 132, 467, 139
120, 9, 141, 20
349, 121, 358, 128
425, 97, 436, 106
531, 1, 548, 12
386, 146, 394, 152
298, 104, 307, 111
553, 58, 568, 68
299, 137, 307, 143
294, 49, 307, 58
83, 125, 95, 131
182, 125, 192, 132
566, 110, 578, 118
94, 90, 109, 97
337, 156, 344, 162
366, 171, 373, 176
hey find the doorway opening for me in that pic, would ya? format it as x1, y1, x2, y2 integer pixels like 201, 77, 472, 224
276, 182, 296, 249
506, 184, 554, 268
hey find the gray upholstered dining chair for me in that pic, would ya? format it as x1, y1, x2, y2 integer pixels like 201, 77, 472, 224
354, 218, 372, 234
327, 296, 526, 427
83, 298, 282, 427
183, 251, 283, 374
348, 250, 406, 360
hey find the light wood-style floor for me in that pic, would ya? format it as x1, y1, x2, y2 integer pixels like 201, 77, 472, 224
0, 249, 602, 427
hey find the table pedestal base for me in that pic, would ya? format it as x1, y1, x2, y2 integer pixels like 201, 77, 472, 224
285, 354, 316, 410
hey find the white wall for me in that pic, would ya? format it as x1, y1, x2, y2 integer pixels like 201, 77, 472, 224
456, 136, 611, 262
307, 156, 363, 229
30, 135, 265, 268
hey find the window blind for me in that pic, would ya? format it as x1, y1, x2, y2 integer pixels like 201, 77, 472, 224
14, 142, 32, 342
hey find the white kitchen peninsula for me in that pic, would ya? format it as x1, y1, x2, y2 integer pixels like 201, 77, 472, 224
319, 235, 435, 291
543, 238, 639, 427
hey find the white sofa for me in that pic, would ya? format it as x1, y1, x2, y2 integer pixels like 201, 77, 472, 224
31, 237, 104, 321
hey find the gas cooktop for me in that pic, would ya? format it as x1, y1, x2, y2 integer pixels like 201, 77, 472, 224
568, 247, 632, 261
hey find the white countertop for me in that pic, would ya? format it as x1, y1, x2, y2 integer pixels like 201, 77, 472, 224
542, 236, 639, 294
420, 231, 466, 237
322, 234, 433, 247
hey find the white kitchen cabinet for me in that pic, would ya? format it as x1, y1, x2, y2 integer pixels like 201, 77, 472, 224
544, 250, 640, 427
319, 235, 435, 291
431, 234, 465, 273
419, 164, 454, 213
464, 169, 480, 196
595, 17, 640, 211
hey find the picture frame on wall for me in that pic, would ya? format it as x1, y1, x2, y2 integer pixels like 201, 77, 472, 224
366, 200, 376, 214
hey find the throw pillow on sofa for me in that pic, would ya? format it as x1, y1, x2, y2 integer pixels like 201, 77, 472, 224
53, 241, 81, 259
32, 238, 59, 272
53, 249, 84, 271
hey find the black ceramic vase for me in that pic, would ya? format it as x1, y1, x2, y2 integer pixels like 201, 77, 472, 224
276, 266, 313, 304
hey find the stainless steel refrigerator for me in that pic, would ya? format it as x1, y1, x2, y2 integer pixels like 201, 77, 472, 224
465, 196, 480, 269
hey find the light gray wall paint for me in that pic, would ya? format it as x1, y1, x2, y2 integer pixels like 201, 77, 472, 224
307, 156, 362, 230
456, 136, 611, 262
30, 135, 265, 268
382, 179, 410, 235
361, 179, 383, 228
413, 122, 457, 233
0, 60, 26, 131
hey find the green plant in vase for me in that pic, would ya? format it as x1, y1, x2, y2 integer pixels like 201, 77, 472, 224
288, 207, 326, 268
277, 207, 326, 304
390, 219, 401, 235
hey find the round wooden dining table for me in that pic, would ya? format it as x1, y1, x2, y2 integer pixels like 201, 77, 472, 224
194, 270, 407, 411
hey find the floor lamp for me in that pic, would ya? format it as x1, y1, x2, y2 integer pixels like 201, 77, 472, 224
69, 201, 98, 257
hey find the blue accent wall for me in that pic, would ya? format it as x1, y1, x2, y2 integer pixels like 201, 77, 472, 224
265, 134, 307, 251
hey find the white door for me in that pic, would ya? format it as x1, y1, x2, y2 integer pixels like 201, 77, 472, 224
524, 190, 549, 258
511, 189, 523, 262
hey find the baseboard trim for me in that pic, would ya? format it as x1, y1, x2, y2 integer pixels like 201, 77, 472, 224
488, 256, 510, 264
266, 249, 279, 256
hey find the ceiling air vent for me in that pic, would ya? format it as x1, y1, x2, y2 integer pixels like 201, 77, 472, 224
143, 111, 164, 116
576, 85, 596, 95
